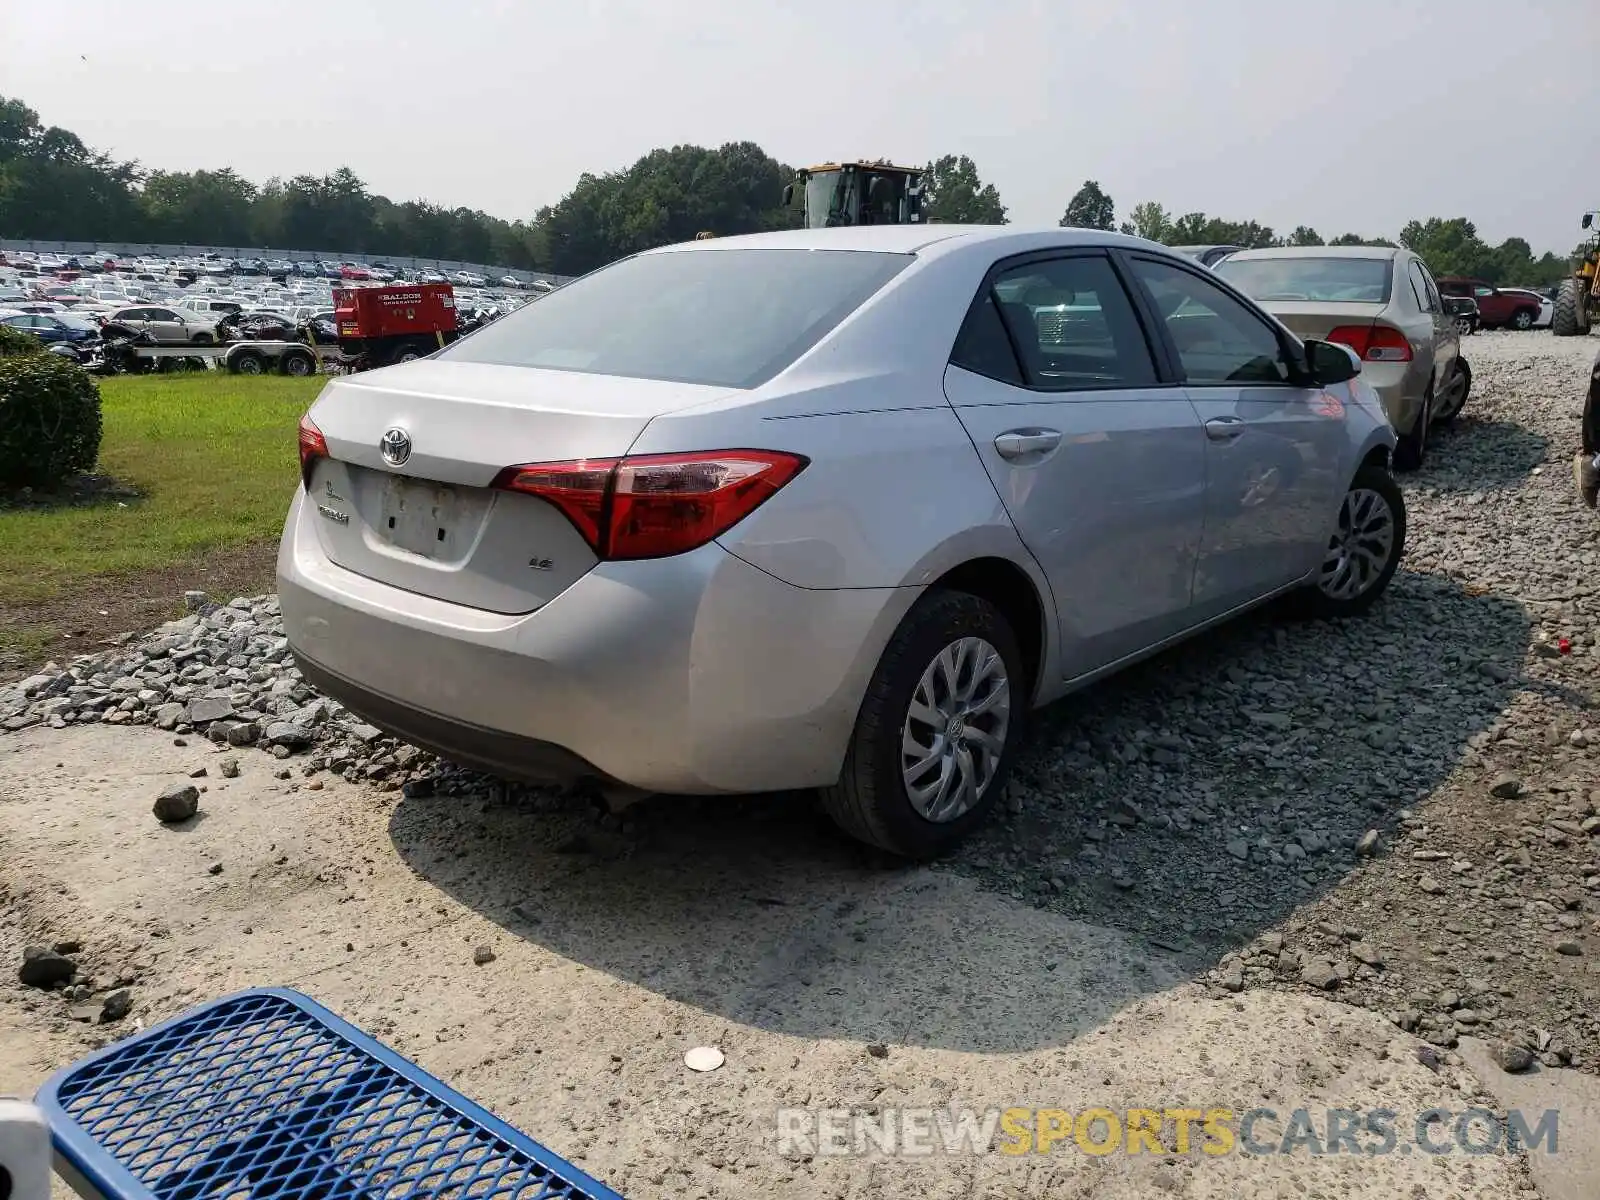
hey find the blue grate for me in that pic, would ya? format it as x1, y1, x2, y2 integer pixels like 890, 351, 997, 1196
35, 988, 624, 1200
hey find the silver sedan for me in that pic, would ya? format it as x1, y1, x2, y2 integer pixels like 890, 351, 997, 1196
279, 225, 1403, 857
1214, 246, 1469, 470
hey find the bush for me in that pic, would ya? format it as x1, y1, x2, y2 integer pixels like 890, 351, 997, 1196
0, 325, 42, 358
0, 352, 103, 489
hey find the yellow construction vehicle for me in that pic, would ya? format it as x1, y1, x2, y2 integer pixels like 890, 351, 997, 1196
1553, 210, 1599, 336
782, 160, 925, 228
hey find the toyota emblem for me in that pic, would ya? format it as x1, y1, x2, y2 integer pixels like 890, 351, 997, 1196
379, 427, 412, 467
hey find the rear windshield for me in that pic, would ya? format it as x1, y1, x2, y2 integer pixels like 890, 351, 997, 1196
439, 248, 912, 388
1214, 256, 1393, 304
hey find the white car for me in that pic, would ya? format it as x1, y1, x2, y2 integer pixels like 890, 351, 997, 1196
1500, 289, 1553, 328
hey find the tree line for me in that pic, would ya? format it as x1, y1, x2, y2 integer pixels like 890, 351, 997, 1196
1060, 179, 1577, 288
0, 94, 1581, 285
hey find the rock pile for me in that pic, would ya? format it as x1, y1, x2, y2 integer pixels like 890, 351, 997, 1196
1, 593, 434, 788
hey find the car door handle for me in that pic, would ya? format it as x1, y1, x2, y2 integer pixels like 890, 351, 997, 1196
994, 429, 1062, 460
1204, 416, 1245, 441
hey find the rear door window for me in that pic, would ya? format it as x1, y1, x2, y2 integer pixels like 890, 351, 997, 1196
442, 248, 912, 388
1409, 262, 1439, 313
969, 254, 1158, 391
949, 291, 1024, 386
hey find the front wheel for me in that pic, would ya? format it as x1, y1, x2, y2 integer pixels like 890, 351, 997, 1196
1552, 278, 1590, 337
1291, 465, 1406, 619
231, 351, 265, 375
820, 590, 1026, 858
1512, 309, 1535, 331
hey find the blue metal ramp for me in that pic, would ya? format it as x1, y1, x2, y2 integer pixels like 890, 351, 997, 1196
34, 987, 625, 1200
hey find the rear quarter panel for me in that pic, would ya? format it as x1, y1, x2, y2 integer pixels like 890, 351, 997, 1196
635, 394, 1038, 594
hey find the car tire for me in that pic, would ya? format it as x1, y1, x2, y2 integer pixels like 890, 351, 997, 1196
191, 332, 214, 346
1434, 359, 1471, 425
1290, 465, 1406, 620
820, 589, 1026, 859
1393, 382, 1433, 471
391, 342, 427, 365
231, 351, 265, 375
1512, 309, 1535, 331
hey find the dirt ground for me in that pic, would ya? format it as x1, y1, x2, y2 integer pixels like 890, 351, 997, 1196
0, 724, 1578, 1199
0, 541, 278, 683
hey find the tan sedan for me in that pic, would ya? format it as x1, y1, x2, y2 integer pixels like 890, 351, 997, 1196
106, 304, 220, 346
1214, 246, 1469, 469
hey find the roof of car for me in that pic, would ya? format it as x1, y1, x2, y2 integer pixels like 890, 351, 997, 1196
646, 223, 1168, 258
1223, 245, 1404, 262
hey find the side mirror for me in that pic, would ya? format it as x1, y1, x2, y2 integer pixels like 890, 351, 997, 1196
1304, 338, 1360, 385
781, 184, 794, 208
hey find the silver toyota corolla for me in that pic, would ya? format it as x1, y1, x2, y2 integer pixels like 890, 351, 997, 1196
279, 225, 1404, 858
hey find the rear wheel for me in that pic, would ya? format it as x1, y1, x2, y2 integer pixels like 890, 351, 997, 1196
1512, 308, 1535, 331
1435, 359, 1471, 425
820, 590, 1025, 859
1553, 278, 1591, 337
190, 332, 214, 346
231, 351, 265, 375
390, 341, 427, 365
279, 349, 316, 377
1291, 465, 1406, 619
1393, 382, 1433, 471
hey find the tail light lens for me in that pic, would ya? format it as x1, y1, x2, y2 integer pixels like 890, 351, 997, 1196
1328, 324, 1413, 363
298, 412, 328, 489
493, 449, 807, 560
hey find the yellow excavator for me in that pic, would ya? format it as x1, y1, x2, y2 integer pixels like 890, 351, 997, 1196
1553, 210, 1599, 336
782, 160, 926, 228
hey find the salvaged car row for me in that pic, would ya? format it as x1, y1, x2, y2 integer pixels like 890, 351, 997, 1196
0, 250, 527, 375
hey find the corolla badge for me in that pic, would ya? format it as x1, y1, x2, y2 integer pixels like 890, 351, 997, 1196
380, 427, 412, 467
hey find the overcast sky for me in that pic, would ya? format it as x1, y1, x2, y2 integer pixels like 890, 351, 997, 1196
4, 0, 1596, 253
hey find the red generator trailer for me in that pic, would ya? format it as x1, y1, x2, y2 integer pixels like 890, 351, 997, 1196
331, 283, 459, 369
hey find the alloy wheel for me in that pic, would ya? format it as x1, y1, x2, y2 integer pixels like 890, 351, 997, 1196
1317, 487, 1397, 601
1438, 368, 1468, 419
901, 637, 1011, 823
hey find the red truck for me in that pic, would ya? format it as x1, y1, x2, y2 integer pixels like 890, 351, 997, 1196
331, 283, 459, 368
1436, 276, 1543, 330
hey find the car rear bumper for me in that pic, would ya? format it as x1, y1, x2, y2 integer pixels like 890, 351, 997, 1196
1363, 362, 1425, 434
277, 489, 914, 794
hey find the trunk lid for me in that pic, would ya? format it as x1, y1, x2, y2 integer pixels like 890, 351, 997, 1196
304, 361, 736, 614
1256, 300, 1386, 342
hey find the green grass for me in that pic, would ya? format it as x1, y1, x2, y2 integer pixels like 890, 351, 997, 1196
0, 374, 320, 605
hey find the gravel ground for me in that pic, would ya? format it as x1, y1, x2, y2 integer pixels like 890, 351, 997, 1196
957, 330, 1600, 1066
2, 330, 1598, 1197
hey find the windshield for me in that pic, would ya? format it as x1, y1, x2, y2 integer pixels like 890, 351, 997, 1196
803, 171, 845, 228
1215, 256, 1393, 303
441, 248, 912, 388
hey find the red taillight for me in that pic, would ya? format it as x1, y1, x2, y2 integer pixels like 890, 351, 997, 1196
1327, 324, 1413, 363
493, 449, 807, 561
298, 412, 328, 489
